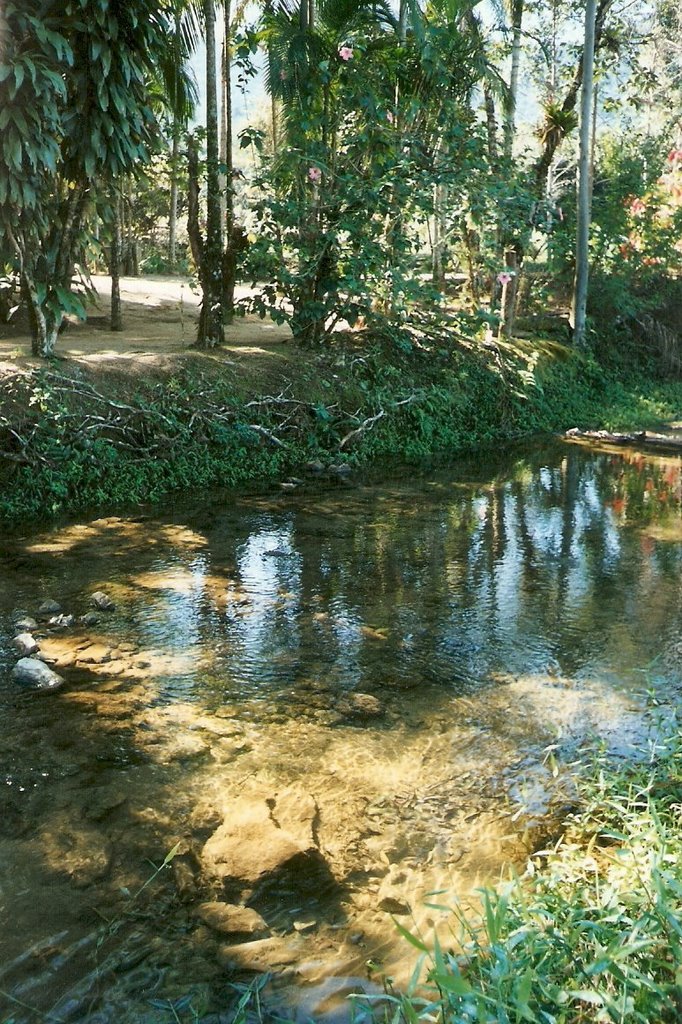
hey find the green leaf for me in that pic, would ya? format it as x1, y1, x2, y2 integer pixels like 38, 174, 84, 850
392, 919, 429, 953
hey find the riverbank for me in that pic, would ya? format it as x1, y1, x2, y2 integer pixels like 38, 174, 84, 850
378, 713, 682, 1024
2, 295, 682, 524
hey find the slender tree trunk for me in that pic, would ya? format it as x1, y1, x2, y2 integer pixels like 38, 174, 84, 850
503, 0, 524, 161
168, 122, 180, 270
196, 0, 225, 347
221, 0, 237, 322
533, 0, 613, 196
432, 184, 446, 288
571, 0, 597, 348
110, 188, 123, 331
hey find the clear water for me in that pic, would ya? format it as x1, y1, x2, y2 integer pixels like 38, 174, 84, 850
1, 438, 682, 1023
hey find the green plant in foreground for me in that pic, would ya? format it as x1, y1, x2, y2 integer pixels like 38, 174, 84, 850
349, 728, 682, 1024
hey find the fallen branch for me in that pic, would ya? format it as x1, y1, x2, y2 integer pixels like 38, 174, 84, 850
338, 395, 419, 451
565, 427, 682, 455
339, 409, 385, 450
247, 424, 289, 448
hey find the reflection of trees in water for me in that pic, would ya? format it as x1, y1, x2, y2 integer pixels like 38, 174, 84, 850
168, 444, 682, 703
8, 444, 676, 705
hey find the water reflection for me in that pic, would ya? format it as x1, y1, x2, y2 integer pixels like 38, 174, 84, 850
2, 439, 682, 1021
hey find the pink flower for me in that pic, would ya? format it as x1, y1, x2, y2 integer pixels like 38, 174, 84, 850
667, 148, 682, 163
338, 46, 353, 61
629, 197, 646, 216
308, 166, 322, 183
497, 271, 513, 286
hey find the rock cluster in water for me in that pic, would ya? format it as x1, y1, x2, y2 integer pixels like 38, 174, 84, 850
8, 591, 116, 693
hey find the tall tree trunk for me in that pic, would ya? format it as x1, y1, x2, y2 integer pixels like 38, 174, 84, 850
571, 0, 597, 349
533, 0, 613, 196
110, 188, 123, 331
432, 184, 446, 288
196, 0, 225, 347
221, 0, 236, 322
503, 0, 524, 161
168, 121, 180, 270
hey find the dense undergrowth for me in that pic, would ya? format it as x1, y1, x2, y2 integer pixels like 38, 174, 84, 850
0, 328, 680, 524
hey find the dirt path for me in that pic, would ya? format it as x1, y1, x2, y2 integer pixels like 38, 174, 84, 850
0, 275, 293, 378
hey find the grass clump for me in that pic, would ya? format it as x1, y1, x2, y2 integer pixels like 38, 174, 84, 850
364, 726, 682, 1023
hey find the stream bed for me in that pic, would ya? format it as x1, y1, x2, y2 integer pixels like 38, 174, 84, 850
2, 438, 682, 1023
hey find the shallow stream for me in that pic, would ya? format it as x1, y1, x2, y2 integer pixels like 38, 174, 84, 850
2, 438, 682, 1023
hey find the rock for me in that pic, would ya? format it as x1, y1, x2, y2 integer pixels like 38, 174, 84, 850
376, 867, 411, 915
11, 658, 64, 692
197, 903, 269, 938
90, 591, 115, 611
216, 937, 301, 973
293, 918, 316, 932
336, 693, 384, 719
12, 633, 39, 657
39, 824, 112, 887
80, 612, 100, 626
377, 894, 411, 915
305, 460, 325, 475
201, 788, 331, 890
328, 463, 352, 477
14, 617, 38, 632
38, 600, 62, 616
279, 482, 298, 491
48, 613, 74, 629
76, 644, 112, 665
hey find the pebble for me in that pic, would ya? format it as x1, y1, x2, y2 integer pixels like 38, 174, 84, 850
91, 591, 115, 611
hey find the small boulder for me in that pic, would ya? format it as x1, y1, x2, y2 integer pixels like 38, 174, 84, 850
80, 612, 100, 626
11, 658, 64, 693
13, 633, 39, 657
14, 617, 38, 632
38, 600, 62, 616
91, 591, 115, 611
201, 788, 330, 891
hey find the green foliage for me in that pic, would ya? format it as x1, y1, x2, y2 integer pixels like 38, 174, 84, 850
243, 3, 483, 346
0, 0, 174, 354
2, 338, 682, 524
376, 721, 682, 1024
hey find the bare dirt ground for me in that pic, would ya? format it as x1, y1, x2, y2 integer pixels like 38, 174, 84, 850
0, 275, 295, 384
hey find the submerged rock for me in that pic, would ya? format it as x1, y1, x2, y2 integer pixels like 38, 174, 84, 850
12, 632, 39, 657
201, 787, 332, 891
76, 643, 112, 665
216, 936, 301, 973
336, 693, 384, 719
11, 657, 64, 692
197, 902, 269, 938
91, 591, 115, 611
